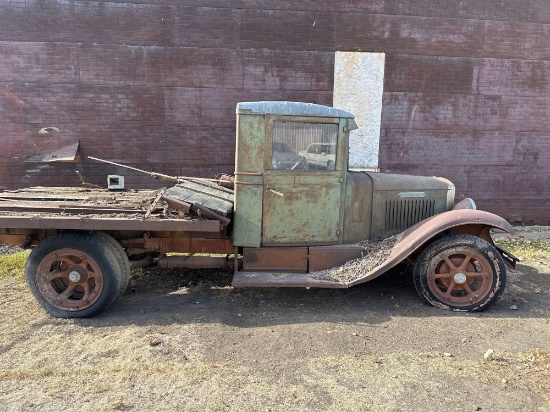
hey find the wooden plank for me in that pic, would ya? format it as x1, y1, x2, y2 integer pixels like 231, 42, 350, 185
177, 180, 234, 202
178, 178, 234, 195
201, 197, 227, 214
161, 195, 192, 214
164, 185, 233, 216
191, 203, 231, 226
215, 201, 233, 215
200, 197, 233, 215
182, 192, 216, 206
218, 204, 233, 215
164, 186, 202, 203
0, 194, 91, 201
170, 188, 233, 215
0, 215, 223, 232
0, 202, 146, 215
144, 189, 165, 219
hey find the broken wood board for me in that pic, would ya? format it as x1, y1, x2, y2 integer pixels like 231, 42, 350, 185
164, 184, 233, 216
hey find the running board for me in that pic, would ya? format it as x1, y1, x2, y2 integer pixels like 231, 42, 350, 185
231, 272, 348, 288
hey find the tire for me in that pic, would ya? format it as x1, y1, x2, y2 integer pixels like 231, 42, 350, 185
413, 234, 506, 312
24, 232, 124, 318
94, 231, 131, 299
326, 160, 335, 170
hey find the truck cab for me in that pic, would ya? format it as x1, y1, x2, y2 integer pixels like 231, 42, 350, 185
232, 101, 453, 248
229, 102, 514, 314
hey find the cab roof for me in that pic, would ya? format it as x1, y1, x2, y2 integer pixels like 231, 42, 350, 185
236, 101, 355, 119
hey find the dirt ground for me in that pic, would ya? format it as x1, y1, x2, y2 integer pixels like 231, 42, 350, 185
0, 230, 549, 411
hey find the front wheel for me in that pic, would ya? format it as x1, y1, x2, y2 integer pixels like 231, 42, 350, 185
413, 234, 506, 312
25, 232, 124, 318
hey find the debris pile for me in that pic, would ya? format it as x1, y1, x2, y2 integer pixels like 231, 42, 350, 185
0, 187, 159, 219
311, 235, 399, 283
0, 178, 234, 226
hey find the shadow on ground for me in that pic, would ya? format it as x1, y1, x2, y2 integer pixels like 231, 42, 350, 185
72, 261, 550, 328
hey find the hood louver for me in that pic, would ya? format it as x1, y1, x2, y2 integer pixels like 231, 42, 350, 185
385, 198, 436, 233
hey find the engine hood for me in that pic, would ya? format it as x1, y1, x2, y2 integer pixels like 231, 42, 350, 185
365, 172, 454, 192
361, 172, 456, 240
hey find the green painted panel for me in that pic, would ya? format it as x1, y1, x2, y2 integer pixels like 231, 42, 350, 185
233, 177, 263, 247
232, 114, 265, 247
342, 172, 374, 243
235, 114, 266, 174
262, 174, 341, 244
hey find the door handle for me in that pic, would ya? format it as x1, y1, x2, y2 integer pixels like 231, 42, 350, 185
265, 186, 284, 197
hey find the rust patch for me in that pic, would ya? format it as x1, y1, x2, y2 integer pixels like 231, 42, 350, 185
243, 247, 308, 272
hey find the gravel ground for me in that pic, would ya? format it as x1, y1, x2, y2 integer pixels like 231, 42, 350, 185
0, 227, 548, 411
0, 255, 548, 411
312, 236, 398, 283
0, 245, 22, 256
493, 225, 550, 241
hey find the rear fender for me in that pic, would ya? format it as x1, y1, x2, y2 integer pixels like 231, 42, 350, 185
349, 209, 515, 286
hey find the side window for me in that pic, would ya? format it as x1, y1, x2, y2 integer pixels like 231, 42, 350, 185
271, 122, 338, 170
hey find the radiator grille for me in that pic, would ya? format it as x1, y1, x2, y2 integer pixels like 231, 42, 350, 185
385, 198, 436, 232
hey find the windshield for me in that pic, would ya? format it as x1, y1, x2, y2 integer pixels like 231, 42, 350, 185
272, 142, 293, 153
271, 121, 339, 171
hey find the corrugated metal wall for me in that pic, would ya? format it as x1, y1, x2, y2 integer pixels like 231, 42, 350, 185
0, 1, 549, 223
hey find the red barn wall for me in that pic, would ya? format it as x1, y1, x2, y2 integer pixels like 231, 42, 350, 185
0, 1, 549, 223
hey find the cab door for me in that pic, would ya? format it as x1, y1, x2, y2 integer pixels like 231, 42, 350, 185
261, 116, 345, 245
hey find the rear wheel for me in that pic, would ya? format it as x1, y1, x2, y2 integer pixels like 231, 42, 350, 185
25, 232, 123, 318
94, 231, 130, 299
413, 234, 506, 312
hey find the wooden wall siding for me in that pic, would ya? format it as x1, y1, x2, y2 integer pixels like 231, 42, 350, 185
0, 1, 549, 223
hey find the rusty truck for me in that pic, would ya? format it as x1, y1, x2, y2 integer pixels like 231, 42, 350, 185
0, 101, 518, 318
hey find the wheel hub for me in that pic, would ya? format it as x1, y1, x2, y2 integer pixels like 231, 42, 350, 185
68, 270, 81, 283
454, 272, 467, 284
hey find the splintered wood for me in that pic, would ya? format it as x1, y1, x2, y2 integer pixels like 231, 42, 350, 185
0, 187, 184, 220
0, 183, 236, 226
311, 235, 399, 283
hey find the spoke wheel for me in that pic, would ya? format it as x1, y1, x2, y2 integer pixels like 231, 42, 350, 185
36, 248, 104, 311
25, 232, 124, 318
413, 234, 506, 312
426, 248, 493, 306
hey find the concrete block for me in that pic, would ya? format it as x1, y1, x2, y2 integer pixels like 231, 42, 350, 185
333, 52, 385, 169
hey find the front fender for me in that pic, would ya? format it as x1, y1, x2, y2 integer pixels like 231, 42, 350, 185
349, 209, 513, 286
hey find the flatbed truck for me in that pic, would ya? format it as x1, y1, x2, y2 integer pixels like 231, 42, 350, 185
0, 102, 517, 317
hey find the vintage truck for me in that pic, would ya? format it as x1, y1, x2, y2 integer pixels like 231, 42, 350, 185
0, 101, 517, 318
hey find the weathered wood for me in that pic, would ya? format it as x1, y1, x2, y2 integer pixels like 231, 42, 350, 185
177, 180, 234, 201
144, 189, 165, 219
0, 194, 91, 201
192, 203, 231, 227
203, 197, 233, 215
0, 215, 223, 232
161, 195, 192, 214
0, 202, 146, 215
164, 185, 233, 216
161, 193, 230, 226
179, 178, 235, 195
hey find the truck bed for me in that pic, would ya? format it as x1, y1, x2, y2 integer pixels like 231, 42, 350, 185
0, 181, 234, 233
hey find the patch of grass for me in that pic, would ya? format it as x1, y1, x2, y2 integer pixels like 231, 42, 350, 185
0, 251, 30, 281
495, 238, 550, 260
